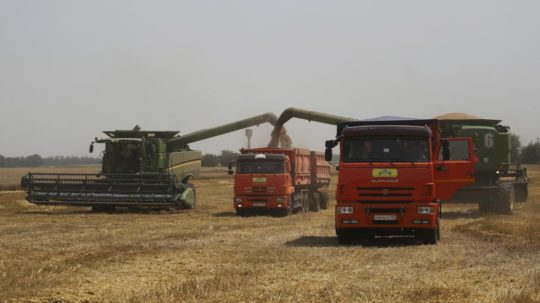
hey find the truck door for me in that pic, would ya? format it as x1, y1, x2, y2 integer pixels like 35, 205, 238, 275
434, 137, 478, 200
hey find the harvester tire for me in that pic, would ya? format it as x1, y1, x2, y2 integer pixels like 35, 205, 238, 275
514, 183, 528, 203
310, 192, 321, 212
337, 229, 354, 245
91, 206, 115, 213
320, 192, 329, 210
492, 183, 514, 215
478, 201, 491, 213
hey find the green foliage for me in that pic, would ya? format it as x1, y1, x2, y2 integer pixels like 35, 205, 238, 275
201, 154, 219, 167
219, 150, 240, 167
510, 134, 521, 163
201, 150, 241, 167
0, 154, 100, 167
520, 142, 540, 164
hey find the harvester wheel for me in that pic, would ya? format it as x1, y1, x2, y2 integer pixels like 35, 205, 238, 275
478, 201, 491, 213
320, 192, 329, 210
91, 206, 115, 213
492, 183, 514, 215
310, 192, 321, 212
336, 229, 354, 245
514, 183, 528, 203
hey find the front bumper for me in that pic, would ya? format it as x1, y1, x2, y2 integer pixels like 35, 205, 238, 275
233, 195, 290, 209
335, 202, 439, 230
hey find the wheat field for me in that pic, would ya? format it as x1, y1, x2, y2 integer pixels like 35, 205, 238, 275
0, 166, 539, 302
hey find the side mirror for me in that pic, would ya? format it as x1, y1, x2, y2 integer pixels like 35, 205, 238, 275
325, 140, 336, 149
325, 147, 333, 162
442, 139, 450, 161
89, 143, 94, 153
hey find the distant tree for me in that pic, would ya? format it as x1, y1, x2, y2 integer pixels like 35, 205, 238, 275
201, 153, 220, 167
510, 134, 521, 163
520, 142, 540, 164
26, 154, 43, 167
0, 155, 5, 167
219, 150, 240, 167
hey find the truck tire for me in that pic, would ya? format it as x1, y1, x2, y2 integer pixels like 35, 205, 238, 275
310, 192, 321, 212
236, 208, 247, 217
302, 195, 310, 213
492, 183, 514, 215
320, 192, 329, 210
420, 227, 438, 245
337, 229, 354, 245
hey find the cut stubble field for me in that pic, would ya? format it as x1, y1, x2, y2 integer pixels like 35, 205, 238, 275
0, 166, 539, 302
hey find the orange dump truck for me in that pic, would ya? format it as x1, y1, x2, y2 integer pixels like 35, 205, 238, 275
229, 148, 331, 216
325, 119, 478, 244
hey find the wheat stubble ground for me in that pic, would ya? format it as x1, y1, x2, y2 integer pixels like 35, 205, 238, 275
0, 166, 539, 302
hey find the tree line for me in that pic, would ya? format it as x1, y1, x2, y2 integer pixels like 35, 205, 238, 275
202, 150, 240, 167
0, 155, 100, 167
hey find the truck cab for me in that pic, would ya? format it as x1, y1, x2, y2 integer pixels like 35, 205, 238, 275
326, 120, 477, 244
232, 153, 295, 216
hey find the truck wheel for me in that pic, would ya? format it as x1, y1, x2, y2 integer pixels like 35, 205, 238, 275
310, 192, 321, 212
420, 228, 438, 245
492, 183, 514, 215
320, 192, 329, 210
236, 209, 247, 217
337, 229, 354, 245
302, 196, 310, 213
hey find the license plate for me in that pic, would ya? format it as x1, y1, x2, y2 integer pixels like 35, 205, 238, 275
253, 202, 266, 207
252, 177, 267, 183
372, 168, 398, 178
373, 214, 397, 221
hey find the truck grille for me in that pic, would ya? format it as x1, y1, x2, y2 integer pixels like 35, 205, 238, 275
244, 187, 275, 194
357, 187, 414, 197
365, 208, 404, 214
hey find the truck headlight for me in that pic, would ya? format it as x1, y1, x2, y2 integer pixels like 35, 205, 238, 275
417, 207, 434, 214
337, 206, 354, 214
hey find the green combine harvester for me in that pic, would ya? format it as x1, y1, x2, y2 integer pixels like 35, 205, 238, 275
21, 113, 281, 211
436, 113, 528, 214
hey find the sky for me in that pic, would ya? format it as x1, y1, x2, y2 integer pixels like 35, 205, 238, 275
1, 0, 539, 157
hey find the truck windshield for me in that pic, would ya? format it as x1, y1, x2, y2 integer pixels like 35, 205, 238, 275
237, 160, 285, 174
342, 137, 429, 163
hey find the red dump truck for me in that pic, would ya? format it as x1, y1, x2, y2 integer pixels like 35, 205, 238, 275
229, 148, 331, 216
325, 119, 478, 244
